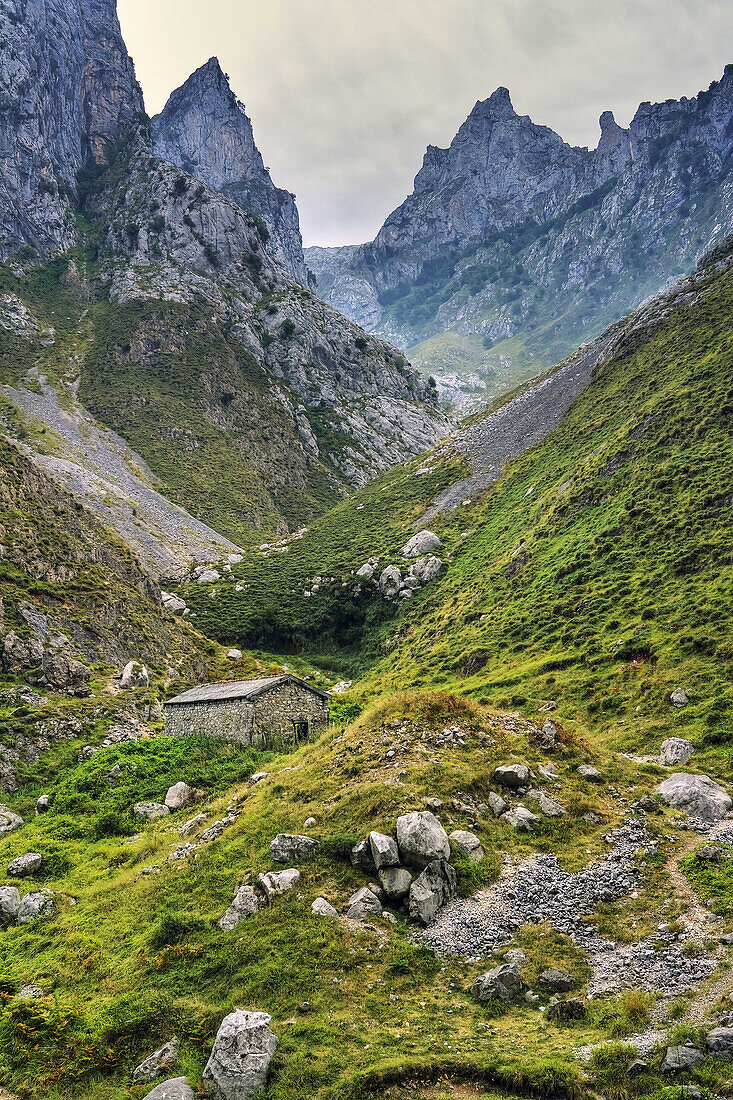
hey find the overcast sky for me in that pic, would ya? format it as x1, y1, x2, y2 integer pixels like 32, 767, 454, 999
118, 0, 733, 247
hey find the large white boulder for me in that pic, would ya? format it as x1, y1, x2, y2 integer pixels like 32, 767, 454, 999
368, 831, 399, 869
658, 773, 733, 822
0, 805, 23, 835
396, 810, 450, 869
449, 830, 484, 862
219, 886, 260, 931
120, 660, 150, 688
202, 1009, 278, 1099
401, 531, 442, 557
258, 868, 300, 900
408, 859, 457, 925
493, 764, 530, 788
165, 782, 202, 811
660, 738, 694, 766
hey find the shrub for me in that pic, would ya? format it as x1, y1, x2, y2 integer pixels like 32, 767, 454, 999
280, 319, 296, 339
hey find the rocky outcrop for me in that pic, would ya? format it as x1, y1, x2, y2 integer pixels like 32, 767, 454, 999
657, 773, 733, 822
308, 65, 733, 405
152, 58, 308, 284
0, 0, 143, 259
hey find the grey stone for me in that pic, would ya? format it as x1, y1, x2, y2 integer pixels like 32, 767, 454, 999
577, 764, 602, 781
488, 792, 507, 817
227, 649, 243, 661
658, 773, 733, 822
378, 565, 403, 598
473, 962, 522, 1002
133, 1037, 180, 1083
347, 886, 382, 921
142, 1080, 195, 1100
133, 802, 170, 820
0, 886, 21, 926
7, 852, 42, 877
202, 1008, 278, 1099
180, 813, 208, 837
671, 689, 690, 707
219, 886, 260, 931
530, 791, 566, 817
408, 859, 457, 925
396, 810, 450, 869
661, 1045, 704, 1072
18, 985, 45, 999
547, 998, 586, 1022
660, 738, 695, 766
269, 834, 321, 862
493, 764, 530, 788
539, 968, 575, 993
165, 782, 202, 810
258, 868, 300, 900
449, 830, 484, 862
707, 1026, 733, 1055
120, 660, 150, 688
17, 889, 54, 924
0, 806, 23, 835
408, 555, 443, 586
401, 531, 441, 557
502, 806, 539, 832
378, 866, 413, 901
350, 838, 377, 875
368, 831, 400, 869
311, 897, 338, 918
35, 794, 51, 816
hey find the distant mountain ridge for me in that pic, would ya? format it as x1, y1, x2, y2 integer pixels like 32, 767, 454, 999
307, 66, 733, 409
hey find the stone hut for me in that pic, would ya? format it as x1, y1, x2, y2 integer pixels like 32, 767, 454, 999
164, 674, 329, 746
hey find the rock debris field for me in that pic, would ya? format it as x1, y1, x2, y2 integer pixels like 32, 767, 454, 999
418, 817, 721, 997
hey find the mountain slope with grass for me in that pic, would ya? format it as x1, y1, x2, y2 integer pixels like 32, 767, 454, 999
182, 233, 733, 758
307, 67, 733, 410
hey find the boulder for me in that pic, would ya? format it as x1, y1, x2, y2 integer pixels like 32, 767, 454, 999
661, 1045, 704, 1072
408, 859, 457, 925
401, 531, 441, 557
0, 805, 23, 835
378, 866, 413, 901
538, 763, 559, 780
350, 837, 377, 875
658, 773, 733, 822
133, 802, 170, 820
120, 660, 150, 688
258, 868, 300, 900
493, 764, 530, 788
161, 592, 187, 614
670, 689, 690, 707
269, 834, 320, 863
227, 649, 243, 661
577, 765, 602, 781
133, 1037, 180, 1084
219, 886, 260, 931
0, 886, 21, 926
165, 782, 203, 811
143, 1080, 195, 1100
473, 962, 522, 1002
35, 794, 51, 815
347, 886, 382, 921
18, 985, 44, 999
7, 852, 42, 877
356, 562, 375, 579
547, 998, 587, 1022
368, 831, 400, 869
202, 1009, 278, 1100
449, 830, 484, 862
17, 889, 54, 924
488, 792, 507, 817
378, 565, 402, 598
396, 810, 450, 869
706, 1026, 733, 1055
180, 813, 207, 837
408, 555, 443, 585
311, 897, 338, 918
531, 791, 566, 817
660, 738, 695, 766
502, 806, 539, 832
41, 651, 91, 696
539, 968, 575, 993
197, 570, 221, 584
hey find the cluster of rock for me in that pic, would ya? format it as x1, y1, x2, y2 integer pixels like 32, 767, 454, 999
473, 953, 583, 1020
0, 885, 55, 928
660, 1027, 733, 1076
1, 621, 90, 697
355, 531, 444, 603
488, 760, 572, 832
139, 1008, 278, 1100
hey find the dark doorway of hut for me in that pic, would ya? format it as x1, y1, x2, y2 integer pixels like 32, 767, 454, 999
292, 720, 310, 744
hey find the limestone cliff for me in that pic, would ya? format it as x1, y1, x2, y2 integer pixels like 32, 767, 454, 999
152, 58, 309, 284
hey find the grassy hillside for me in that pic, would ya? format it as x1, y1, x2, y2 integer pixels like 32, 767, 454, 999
1, 689, 726, 1100
180, 243, 733, 759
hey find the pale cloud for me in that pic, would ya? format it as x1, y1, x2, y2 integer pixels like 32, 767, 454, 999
118, 0, 733, 246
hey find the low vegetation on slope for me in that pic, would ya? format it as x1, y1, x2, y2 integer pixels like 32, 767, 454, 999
2, 688, 727, 1100
184, 243, 733, 761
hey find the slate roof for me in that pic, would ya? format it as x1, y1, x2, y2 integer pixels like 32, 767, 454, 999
165, 674, 330, 706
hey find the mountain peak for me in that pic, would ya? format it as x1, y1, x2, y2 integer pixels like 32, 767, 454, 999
471, 85, 516, 122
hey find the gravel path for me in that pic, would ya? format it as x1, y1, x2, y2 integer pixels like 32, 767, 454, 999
418, 818, 720, 999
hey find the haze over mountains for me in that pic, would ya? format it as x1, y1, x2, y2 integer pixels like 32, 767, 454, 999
307, 68, 733, 408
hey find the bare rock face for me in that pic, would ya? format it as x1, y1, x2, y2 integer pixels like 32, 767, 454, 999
202, 1009, 278, 1100
0, 0, 143, 259
152, 58, 308, 285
